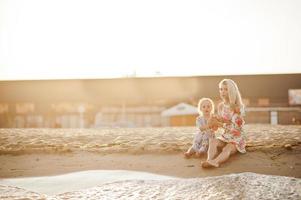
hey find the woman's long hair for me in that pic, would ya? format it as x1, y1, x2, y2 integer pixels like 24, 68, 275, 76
219, 79, 245, 113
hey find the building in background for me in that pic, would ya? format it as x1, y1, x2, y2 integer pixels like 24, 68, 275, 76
0, 74, 300, 127
161, 103, 198, 126
94, 106, 167, 128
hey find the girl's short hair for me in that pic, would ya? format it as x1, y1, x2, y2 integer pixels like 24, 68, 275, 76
197, 98, 215, 115
219, 79, 245, 113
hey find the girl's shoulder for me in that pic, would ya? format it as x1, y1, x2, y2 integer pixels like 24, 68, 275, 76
196, 115, 206, 123
196, 115, 204, 120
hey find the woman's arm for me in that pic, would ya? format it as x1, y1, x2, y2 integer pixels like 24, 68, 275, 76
216, 103, 231, 124
232, 113, 245, 128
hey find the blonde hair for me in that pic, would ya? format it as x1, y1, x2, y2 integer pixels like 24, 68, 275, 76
219, 79, 245, 112
197, 98, 215, 116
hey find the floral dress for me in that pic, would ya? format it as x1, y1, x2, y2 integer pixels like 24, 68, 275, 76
217, 104, 246, 153
191, 116, 215, 153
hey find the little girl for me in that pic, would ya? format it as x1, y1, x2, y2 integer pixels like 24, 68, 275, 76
202, 79, 246, 168
184, 98, 216, 158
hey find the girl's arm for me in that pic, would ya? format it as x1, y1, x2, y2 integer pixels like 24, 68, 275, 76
199, 124, 210, 131
197, 117, 211, 131
208, 117, 223, 129
216, 121, 224, 127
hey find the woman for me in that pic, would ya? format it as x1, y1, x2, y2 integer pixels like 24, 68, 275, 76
202, 79, 246, 168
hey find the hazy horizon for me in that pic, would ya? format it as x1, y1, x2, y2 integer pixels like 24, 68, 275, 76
0, 71, 300, 82
1, 0, 301, 80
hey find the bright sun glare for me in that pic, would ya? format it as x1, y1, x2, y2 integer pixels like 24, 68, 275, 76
0, 0, 300, 80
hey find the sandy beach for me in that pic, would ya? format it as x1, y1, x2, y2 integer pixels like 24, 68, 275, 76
0, 124, 301, 199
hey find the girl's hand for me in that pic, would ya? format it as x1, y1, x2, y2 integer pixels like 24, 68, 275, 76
208, 117, 221, 128
212, 114, 222, 121
211, 125, 218, 131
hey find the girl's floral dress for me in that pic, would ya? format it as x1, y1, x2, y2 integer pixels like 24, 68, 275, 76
191, 116, 215, 153
217, 104, 246, 153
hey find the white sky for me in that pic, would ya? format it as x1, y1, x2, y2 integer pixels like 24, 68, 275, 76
0, 0, 301, 80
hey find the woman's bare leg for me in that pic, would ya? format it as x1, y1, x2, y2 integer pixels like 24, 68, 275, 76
207, 138, 224, 160
208, 143, 237, 167
201, 139, 224, 167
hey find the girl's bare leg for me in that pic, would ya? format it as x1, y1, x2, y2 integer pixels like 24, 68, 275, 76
208, 143, 237, 167
184, 147, 194, 158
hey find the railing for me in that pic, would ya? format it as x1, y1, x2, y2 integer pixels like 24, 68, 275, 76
245, 107, 301, 125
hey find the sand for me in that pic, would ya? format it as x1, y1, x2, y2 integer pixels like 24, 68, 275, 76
0, 124, 301, 199
1, 172, 300, 199
0, 151, 300, 179
0, 125, 300, 155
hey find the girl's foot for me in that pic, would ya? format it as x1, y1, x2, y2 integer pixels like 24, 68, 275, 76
184, 152, 193, 158
201, 160, 219, 168
195, 152, 203, 158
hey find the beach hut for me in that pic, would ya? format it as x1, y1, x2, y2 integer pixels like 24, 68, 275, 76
161, 102, 198, 126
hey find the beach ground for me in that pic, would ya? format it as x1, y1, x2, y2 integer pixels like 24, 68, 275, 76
0, 125, 301, 199
0, 149, 300, 179
0, 125, 301, 179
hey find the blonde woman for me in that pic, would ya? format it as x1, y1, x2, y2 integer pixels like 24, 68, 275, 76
202, 79, 246, 168
184, 98, 216, 158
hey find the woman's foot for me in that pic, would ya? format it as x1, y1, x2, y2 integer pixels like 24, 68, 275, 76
201, 160, 219, 168
208, 160, 219, 167
201, 161, 211, 168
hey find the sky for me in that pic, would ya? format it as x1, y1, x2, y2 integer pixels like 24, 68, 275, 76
0, 0, 301, 80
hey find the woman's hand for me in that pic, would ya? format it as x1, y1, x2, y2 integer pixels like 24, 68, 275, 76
230, 104, 241, 114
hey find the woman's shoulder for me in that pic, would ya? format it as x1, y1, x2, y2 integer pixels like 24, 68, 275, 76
217, 102, 226, 110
